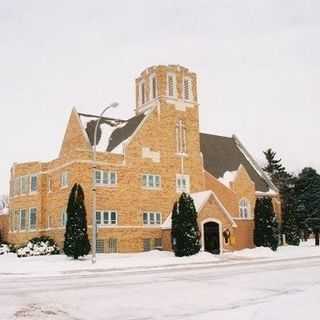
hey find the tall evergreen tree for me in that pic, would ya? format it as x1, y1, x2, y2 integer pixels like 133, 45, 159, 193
295, 167, 320, 245
254, 197, 279, 251
262, 148, 300, 245
281, 179, 300, 245
262, 149, 289, 189
171, 193, 200, 257
63, 183, 91, 259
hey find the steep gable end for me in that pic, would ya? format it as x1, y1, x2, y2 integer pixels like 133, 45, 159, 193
200, 133, 276, 193
59, 108, 92, 158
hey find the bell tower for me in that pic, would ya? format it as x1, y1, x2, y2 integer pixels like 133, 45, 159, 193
135, 65, 198, 114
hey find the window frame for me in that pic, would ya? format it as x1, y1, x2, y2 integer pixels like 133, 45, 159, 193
239, 198, 251, 219
167, 73, 176, 97
60, 171, 69, 189
96, 210, 118, 227
142, 174, 161, 189
183, 77, 193, 101
143, 211, 162, 225
30, 175, 38, 193
19, 209, 27, 231
29, 208, 37, 230
95, 170, 117, 187
176, 174, 190, 193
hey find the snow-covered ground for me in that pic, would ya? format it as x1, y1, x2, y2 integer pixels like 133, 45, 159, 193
0, 241, 320, 319
0, 240, 318, 277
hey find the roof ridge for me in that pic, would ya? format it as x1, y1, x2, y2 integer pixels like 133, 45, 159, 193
78, 112, 126, 123
200, 132, 233, 139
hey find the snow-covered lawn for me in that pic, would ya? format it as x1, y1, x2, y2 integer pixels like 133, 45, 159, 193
1, 241, 320, 320
0, 240, 318, 277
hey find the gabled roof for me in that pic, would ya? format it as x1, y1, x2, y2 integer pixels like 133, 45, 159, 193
200, 133, 277, 193
78, 112, 146, 153
162, 191, 237, 229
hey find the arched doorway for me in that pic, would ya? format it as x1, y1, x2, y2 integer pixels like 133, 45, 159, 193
203, 221, 220, 254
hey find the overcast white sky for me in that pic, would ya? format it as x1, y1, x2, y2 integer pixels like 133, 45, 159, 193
1, 0, 319, 195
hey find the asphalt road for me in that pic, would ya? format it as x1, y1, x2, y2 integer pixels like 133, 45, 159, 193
1, 255, 320, 320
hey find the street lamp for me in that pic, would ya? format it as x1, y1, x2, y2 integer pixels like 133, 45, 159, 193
92, 102, 119, 264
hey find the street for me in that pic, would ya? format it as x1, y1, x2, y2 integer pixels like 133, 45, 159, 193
1, 255, 320, 320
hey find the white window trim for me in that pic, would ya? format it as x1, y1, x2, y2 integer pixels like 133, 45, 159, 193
19, 208, 27, 231
183, 77, 193, 102
29, 208, 37, 230
239, 198, 251, 219
143, 211, 162, 226
96, 210, 118, 227
149, 75, 157, 100
167, 73, 177, 98
20, 175, 30, 195
176, 174, 190, 193
140, 81, 146, 105
30, 174, 38, 194
60, 171, 69, 189
142, 174, 161, 190
95, 170, 117, 187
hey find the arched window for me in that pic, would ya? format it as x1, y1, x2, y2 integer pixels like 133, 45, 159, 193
239, 198, 251, 219
61, 208, 67, 227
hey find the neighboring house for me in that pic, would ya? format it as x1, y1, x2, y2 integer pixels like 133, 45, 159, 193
7, 65, 280, 254
0, 196, 9, 243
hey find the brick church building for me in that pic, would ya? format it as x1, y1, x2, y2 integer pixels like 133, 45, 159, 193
6, 65, 281, 254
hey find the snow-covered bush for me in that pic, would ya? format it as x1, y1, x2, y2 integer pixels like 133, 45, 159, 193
0, 244, 10, 255
17, 236, 60, 258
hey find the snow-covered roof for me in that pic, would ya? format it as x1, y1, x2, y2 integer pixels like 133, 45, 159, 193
162, 191, 237, 229
218, 170, 238, 188
78, 111, 148, 154
200, 133, 278, 193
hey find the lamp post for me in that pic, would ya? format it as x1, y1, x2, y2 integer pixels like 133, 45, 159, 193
92, 102, 119, 264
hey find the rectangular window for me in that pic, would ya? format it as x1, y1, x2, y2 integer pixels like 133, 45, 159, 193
110, 211, 117, 224
15, 210, 19, 231
96, 211, 102, 225
143, 212, 162, 225
176, 174, 190, 193
168, 75, 174, 97
96, 210, 118, 226
103, 211, 109, 224
154, 238, 162, 248
95, 170, 117, 186
143, 212, 148, 224
60, 172, 68, 188
107, 238, 118, 253
141, 82, 145, 105
29, 208, 37, 230
30, 175, 38, 192
21, 176, 29, 194
143, 239, 152, 252
142, 174, 161, 189
96, 239, 105, 253
20, 209, 27, 230
152, 77, 157, 99
184, 78, 192, 100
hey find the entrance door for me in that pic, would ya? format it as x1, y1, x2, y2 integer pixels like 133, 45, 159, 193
204, 221, 220, 254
